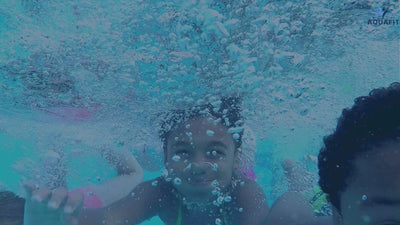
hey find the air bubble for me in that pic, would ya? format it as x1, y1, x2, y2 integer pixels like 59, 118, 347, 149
235, 120, 244, 126
174, 178, 182, 186
217, 196, 224, 204
212, 163, 218, 172
212, 187, 221, 196
206, 130, 215, 136
228, 127, 244, 134
196, 99, 205, 105
172, 155, 181, 162
213, 118, 222, 125
211, 100, 222, 109
162, 169, 169, 177
184, 163, 192, 171
211, 180, 219, 187
224, 118, 230, 126
213, 200, 219, 206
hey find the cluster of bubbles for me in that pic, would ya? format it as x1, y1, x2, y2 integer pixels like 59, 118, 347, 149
1, 0, 397, 110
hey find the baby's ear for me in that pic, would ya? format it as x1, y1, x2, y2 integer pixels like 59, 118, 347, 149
233, 149, 240, 165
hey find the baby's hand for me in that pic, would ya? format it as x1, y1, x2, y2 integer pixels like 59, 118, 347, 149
281, 158, 313, 192
24, 183, 83, 225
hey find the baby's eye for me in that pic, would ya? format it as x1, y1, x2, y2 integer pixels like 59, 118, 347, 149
177, 150, 189, 155
174, 150, 190, 158
206, 149, 225, 159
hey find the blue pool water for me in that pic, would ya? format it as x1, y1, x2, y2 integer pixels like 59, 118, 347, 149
0, 0, 399, 224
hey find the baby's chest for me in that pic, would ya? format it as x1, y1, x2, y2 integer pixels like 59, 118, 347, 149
159, 206, 237, 225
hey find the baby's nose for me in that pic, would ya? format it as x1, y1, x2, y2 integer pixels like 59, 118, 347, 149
190, 161, 210, 175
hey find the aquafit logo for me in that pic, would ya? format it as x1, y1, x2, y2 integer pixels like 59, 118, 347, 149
368, 6, 399, 25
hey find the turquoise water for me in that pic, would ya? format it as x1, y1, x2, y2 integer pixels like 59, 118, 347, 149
0, 0, 399, 224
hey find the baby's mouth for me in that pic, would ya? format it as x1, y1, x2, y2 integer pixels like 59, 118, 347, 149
187, 177, 214, 186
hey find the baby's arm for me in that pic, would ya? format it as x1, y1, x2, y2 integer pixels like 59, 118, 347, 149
90, 149, 144, 206
101, 148, 144, 176
264, 191, 314, 225
79, 177, 167, 225
235, 178, 270, 225
24, 177, 168, 225
265, 159, 332, 225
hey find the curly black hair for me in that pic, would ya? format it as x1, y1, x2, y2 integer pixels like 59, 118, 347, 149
318, 82, 400, 211
159, 96, 243, 162
0, 191, 25, 225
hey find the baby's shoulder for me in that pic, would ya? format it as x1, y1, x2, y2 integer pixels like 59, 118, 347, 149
138, 177, 174, 195
231, 176, 267, 205
130, 177, 178, 210
233, 176, 264, 195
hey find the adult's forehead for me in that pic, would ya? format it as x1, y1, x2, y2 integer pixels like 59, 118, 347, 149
352, 141, 400, 186
357, 140, 400, 165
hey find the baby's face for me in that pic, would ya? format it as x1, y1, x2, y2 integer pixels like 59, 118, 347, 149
165, 117, 237, 203
338, 141, 400, 225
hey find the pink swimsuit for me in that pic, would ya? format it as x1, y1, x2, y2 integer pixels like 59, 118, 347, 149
69, 187, 103, 209
238, 166, 257, 181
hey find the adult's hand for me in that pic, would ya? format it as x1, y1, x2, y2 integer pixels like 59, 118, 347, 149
23, 183, 83, 225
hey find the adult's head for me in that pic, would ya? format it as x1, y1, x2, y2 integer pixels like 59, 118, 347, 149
318, 82, 400, 224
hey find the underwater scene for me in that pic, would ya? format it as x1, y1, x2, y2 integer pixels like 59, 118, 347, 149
0, 0, 399, 224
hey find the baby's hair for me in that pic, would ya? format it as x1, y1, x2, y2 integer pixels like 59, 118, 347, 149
318, 82, 400, 211
0, 191, 25, 224
159, 96, 243, 160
